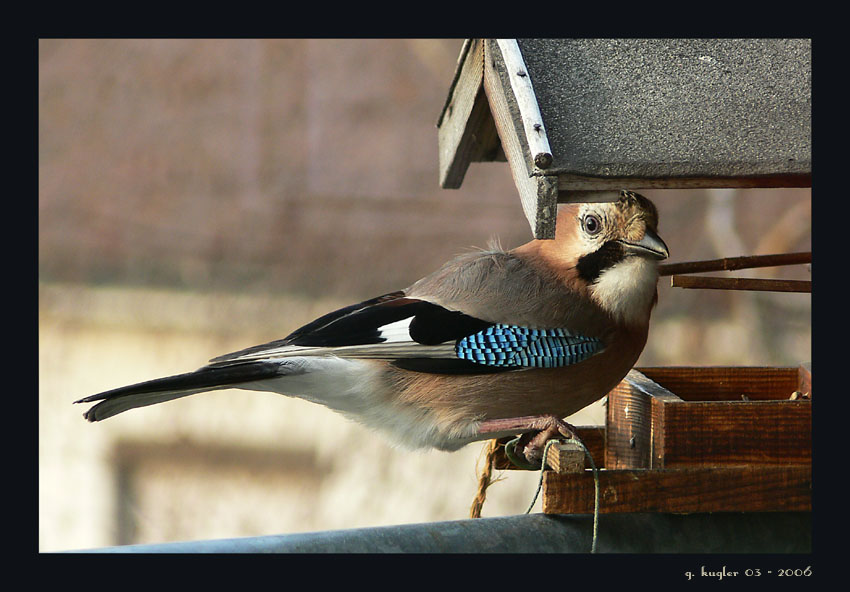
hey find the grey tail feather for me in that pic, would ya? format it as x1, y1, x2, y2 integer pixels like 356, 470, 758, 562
74, 361, 283, 422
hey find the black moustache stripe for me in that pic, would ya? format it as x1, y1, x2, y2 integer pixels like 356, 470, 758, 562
576, 241, 627, 283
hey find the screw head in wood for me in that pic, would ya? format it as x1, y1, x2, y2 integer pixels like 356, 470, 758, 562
534, 152, 553, 169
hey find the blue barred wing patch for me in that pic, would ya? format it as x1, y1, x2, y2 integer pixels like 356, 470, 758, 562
455, 324, 602, 368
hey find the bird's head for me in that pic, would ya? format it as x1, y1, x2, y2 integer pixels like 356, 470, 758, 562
570, 190, 668, 276
534, 191, 669, 326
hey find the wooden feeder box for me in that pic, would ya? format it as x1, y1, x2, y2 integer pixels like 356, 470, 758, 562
535, 365, 812, 514
440, 39, 812, 517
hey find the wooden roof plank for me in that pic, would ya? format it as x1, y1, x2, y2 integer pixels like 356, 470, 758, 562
484, 39, 558, 238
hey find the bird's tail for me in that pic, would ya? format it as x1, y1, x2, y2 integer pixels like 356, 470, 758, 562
74, 361, 282, 422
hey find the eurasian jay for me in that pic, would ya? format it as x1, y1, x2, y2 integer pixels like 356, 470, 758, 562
76, 190, 668, 466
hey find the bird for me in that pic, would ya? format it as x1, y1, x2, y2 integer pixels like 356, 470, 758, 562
75, 190, 668, 466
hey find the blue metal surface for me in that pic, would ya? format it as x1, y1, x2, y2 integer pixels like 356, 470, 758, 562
67, 512, 811, 553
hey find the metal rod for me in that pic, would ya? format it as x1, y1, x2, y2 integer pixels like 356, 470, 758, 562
64, 512, 812, 554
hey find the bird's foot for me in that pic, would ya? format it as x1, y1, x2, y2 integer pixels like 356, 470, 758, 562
503, 416, 578, 470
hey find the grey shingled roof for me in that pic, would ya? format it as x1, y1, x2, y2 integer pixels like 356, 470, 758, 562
516, 38, 811, 181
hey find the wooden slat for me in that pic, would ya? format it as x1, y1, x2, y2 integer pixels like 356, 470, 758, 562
636, 367, 799, 402
438, 39, 487, 189
557, 190, 620, 204
622, 369, 683, 402
653, 399, 811, 467
484, 39, 557, 239
556, 174, 811, 192
542, 466, 811, 514
495, 39, 553, 170
605, 370, 680, 469
798, 362, 812, 398
606, 380, 652, 469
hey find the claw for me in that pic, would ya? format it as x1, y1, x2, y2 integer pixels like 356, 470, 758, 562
477, 414, 581, 469
504, 417, 579, 469
504, 436, 542, 470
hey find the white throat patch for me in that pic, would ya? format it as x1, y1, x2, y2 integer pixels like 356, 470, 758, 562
590, 256, 658, 326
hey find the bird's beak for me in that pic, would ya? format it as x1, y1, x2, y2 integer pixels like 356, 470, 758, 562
619, 229, 669, 260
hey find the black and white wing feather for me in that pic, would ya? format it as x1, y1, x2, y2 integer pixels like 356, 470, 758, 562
207, 292, 500, 373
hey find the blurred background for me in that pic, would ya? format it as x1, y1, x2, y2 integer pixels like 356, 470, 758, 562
38, 39, 811, 551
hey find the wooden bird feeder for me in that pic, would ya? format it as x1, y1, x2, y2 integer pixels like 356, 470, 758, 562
539, 365, 811, 514
490, 364, 812, 514
438, 38, 811, 238
441, 39, 811, 517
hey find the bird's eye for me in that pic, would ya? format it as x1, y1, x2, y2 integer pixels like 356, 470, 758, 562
583, 214, 602, 236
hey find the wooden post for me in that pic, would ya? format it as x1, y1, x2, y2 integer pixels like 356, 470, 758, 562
545, 440, 585, 474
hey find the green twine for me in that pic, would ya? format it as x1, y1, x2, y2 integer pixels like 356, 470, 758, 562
523, 438, 600, 554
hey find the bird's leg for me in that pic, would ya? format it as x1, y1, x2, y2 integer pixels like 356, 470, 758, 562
476, 415, 579, 469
